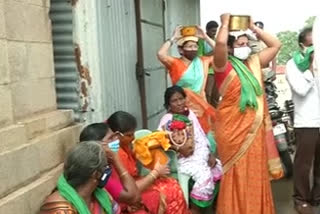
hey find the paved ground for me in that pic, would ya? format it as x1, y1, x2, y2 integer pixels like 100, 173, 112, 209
272, 178, 320, 214
207, 178, 320, 213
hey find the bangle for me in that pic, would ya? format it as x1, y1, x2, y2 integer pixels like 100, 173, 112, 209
166, 39, 172, 45
120, 171, 128, 178
167, 38, 175, 45
149, 172, 157, 180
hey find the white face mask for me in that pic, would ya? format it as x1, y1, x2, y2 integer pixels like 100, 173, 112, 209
233, 46, 252, 60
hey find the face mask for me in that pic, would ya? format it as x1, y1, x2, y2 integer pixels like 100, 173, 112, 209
293, 46, 314, 71
183, 50, 198, 61
233, 47, 252, 60
108, 139, 120, 152
300, 44, 313, 55
97, 166, 112, 188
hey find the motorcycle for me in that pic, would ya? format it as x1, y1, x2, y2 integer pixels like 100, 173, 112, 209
271, 109, 294, 178
281, 106, 296, 155
265, 74, 294, 178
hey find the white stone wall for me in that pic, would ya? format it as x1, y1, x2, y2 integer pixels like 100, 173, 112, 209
0, 1, 80, 213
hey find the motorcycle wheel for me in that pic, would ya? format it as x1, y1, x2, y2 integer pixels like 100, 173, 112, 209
279, 150, 293, 178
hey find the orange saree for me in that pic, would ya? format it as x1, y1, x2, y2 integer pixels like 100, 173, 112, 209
214, 55, 283, 214
165, 57, 215, 135
118, 145, 189, 214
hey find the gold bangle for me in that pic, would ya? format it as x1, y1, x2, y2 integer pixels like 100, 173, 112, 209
149, 172, 157, 180
120, 171, 128, 178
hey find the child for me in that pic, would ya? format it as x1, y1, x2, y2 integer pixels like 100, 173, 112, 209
159, 112, 222, 207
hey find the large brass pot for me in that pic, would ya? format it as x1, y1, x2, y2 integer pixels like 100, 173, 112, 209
181, 26, 197, 36
229, 15, 250, 31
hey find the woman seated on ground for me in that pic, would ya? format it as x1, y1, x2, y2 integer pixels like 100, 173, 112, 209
107, 111, 190, 214
40, 141, 120, 214
158, 85, 222, 214
80, 123, 163, 214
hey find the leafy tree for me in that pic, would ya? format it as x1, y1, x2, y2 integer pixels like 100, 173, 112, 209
276, 16, 315, 65
304, 16, 316, 28
276, 31, 299, 65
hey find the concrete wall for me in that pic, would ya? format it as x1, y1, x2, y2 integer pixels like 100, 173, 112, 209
165, 0, 201, 58
0, 0, 80, 213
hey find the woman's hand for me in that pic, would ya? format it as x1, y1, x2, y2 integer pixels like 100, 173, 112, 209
127, 203, 143, 212
154, 160, 170, 177
102, 145, 117, 164
171, 25, 182, 41
214, 13, 231, 72
196, 25, 207, 39
208, 153, 217, 168
102, 145, 122, 166
249, 16, 256, 32
220, 13, 231, 27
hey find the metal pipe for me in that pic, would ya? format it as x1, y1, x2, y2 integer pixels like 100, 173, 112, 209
162, 0, 168, 88
134, 0, 148, 128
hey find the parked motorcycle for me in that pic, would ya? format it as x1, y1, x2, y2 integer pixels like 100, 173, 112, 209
264, 74, 294, 178
272, 114, 293, 178
282, 102, 296, 155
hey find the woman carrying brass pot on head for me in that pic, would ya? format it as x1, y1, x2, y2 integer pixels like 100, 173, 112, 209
157, 25, 217, 155
212, 14, 283, 214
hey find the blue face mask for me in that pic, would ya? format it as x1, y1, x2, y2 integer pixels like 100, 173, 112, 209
108, 139, 120, 153
97, 166, 112, 188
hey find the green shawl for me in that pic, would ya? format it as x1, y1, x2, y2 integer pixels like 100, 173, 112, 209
57, 174, 112, 214
229, 56, 263, 112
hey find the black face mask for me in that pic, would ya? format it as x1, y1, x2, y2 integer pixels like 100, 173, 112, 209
97, 166, 112, 188
183, 50, 198, 61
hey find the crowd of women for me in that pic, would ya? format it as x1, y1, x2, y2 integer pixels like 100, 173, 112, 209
39, 13, 285, 214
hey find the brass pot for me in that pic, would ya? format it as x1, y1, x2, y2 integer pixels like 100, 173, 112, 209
229, 15, 250, 31
181, 26, 197, 36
